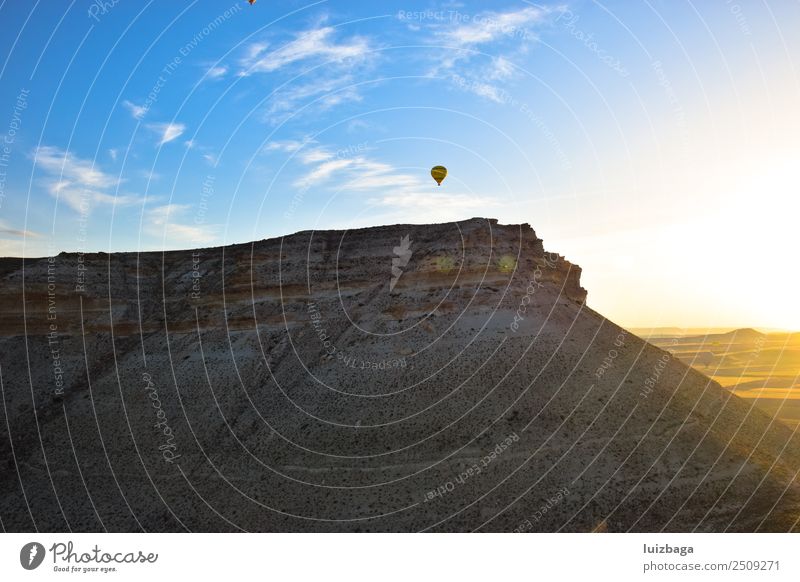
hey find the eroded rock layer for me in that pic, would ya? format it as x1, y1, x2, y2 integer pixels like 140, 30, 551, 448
1, 218, 799, 532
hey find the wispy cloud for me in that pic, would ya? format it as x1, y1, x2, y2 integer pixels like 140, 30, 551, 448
242, 42, 269, 67
274, 136, 501, 225
49, 182, 139, 213
123, 100, 147, 120
319, 85, 362, 109
293, 158, 354, 188
440, 7, 546, 47
147, 122, 186, 145
145, 204, 217, 244
261, 74, 365, 124
206, 65, 228, 80
346, 118, 374, 133
237, 26, 375, 123
238, 26, 370, 75
33, 145, 140, 213
263, 138, 316, 153
182, 139, 218, 166
35, 146, 117, 189
267, 75, 346, 111
487, 56, 515, 81
299, 148, 333, 164
338, 159, 420, 191
0, 219, 40, 238
286, 137, 500, 222
431, 6, 552, 103
451, 74, 509, 103
290, 141, 417, 190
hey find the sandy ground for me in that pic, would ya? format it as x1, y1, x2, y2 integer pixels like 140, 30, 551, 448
647, 330, 800, 430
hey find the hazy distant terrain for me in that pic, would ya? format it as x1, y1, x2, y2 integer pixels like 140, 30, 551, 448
646, 329, 800, 430
2, 219, 800, 532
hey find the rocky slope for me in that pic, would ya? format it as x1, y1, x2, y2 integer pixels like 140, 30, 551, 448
1, 217, 799, 532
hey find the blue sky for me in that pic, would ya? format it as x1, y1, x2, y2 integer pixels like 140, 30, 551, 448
1, 0, 799, 328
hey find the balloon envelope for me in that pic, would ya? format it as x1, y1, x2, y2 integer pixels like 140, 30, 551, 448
431, 165, 447, 186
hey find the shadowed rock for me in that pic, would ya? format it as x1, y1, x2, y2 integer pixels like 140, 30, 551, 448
1, 218, 799, 532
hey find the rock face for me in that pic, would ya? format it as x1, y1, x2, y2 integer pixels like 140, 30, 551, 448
1, 217, 799, 532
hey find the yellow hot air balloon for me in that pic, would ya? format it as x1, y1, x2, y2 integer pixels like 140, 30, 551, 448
431, 165, 447, 186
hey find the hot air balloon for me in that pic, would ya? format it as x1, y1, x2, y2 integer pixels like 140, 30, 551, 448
248, 0, 256, 4
431, 165, 447, 186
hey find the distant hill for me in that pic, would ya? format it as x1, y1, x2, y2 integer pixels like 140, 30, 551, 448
630, 327, 781, 339
645, 328, 769, 345
715, 328, 767, 340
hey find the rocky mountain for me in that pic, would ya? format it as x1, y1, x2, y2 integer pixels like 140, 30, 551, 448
1, 217, 799, 532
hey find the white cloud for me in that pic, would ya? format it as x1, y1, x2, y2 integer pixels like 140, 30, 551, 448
238, 26, 374, 123
0, 219, 40, 238
474, 84, 506, 102
123, 100, 147, 120
431, 7, 551, 103
239, 27, 370, 75
299, 148, 333, 164
108, 148, 118, 162
487, 56, 515, 81
35, 145, 117, 189
52, 184, 139, 213
264, 138, 315, 153
33, 145, 140, 213
206, 65, 228, 80
289, 147, 439, 199
180, 139, 218, 166
293, 158, 354, 188
145, 204, 217, 244
268, 75, 344, 111
288, 140, 423, 193
147, 122, 186, 145
139, 169, 161, 181
335, 159, 419, 191
261, 74, 364, 124
341, 172, 419, 191
441, 7, 545, 47
346, 118, 373, 133
244, 42, 269, 63
281, 139, 502, 224
320, 85, 362, 109
451, 75, 509, 103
